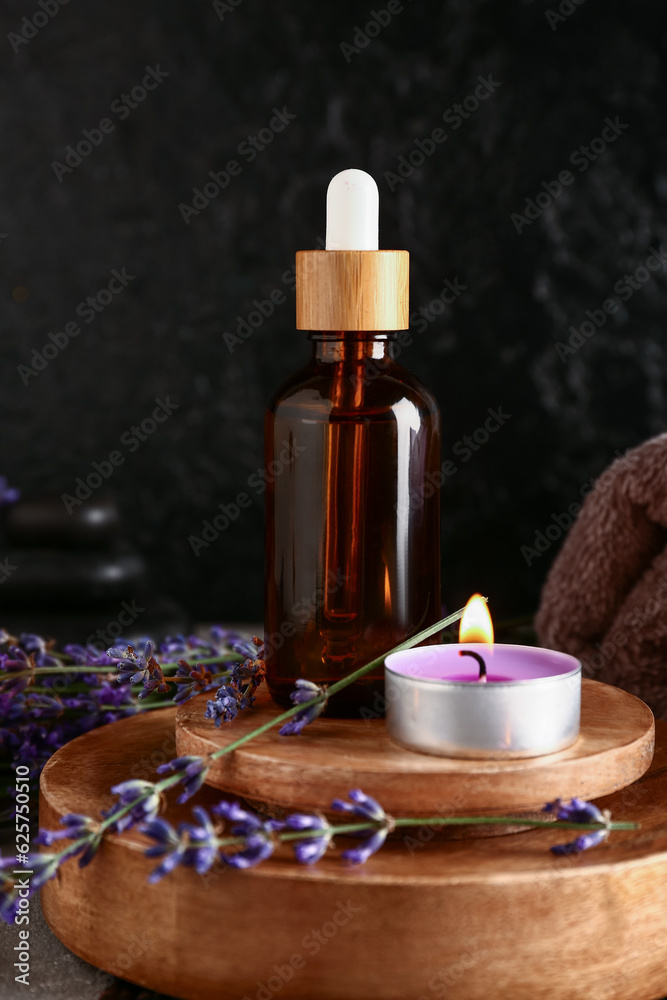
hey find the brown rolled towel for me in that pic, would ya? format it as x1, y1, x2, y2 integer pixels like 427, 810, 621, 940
535, 433, 667, 719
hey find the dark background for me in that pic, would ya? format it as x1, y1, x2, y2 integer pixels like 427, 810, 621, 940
2, 0, 666, 628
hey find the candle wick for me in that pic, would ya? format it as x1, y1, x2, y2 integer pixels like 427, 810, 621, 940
459, 649, 487, 682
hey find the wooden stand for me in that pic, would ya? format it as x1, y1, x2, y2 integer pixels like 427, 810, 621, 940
39, 683, 667, 1000
175, 680, 655, 817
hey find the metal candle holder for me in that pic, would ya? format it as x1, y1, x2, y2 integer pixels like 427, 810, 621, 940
384, 643, 582, 759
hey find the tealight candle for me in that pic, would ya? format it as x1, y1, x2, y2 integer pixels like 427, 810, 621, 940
384, 595, 582, 759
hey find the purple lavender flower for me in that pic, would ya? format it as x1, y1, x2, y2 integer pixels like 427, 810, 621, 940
107, 640, 154, 684
544, 797, 605, 823
212, 799, 282, 868
25, 694, 63, 719
284, 813, 333, 864
107, 641, 168, 699
88, 680, 137, 723
229, 636, 262, 659
142, 806, 220, 883
20, 633, 49, 654
0, 477, 20, 507
550, 829, 609, 855
60, 689, 121, 730
18, 633, 41, 653
0, 848, 76, 903
35, 813, 95, 846
211, 625, 242, 646
331, 789, 393, 865
159, 627, 244, 660
205, 685, 251, 726
173, 660, 218, 705
279, 679, 328, 736
141, 817, 185, 881
543, 797, 611, 855
16, 634, 59, 668
229, 655, 265, 695
33, 812, 101, 867
138, 670, 168, 699
102, 779, 161, 833
182, 806, 219, 874
156, 755, 210, 804
159, 634, 213, 657
63, 643, 117, 667
0, 647, 33, 694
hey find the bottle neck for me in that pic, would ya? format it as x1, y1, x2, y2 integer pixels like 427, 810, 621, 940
309, 331, 397, 364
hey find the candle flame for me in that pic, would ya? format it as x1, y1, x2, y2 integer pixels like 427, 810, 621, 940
459, 594, 493, 645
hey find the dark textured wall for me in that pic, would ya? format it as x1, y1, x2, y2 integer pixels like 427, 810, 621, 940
1, 0, 666, 624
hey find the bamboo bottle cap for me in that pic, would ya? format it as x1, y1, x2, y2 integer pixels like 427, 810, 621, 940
295, 169, 409, 331
296, 249, 409, 331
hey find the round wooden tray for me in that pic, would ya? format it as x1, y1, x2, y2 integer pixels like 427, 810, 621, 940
175, 680, 655, 816
40, 709, 667, 1000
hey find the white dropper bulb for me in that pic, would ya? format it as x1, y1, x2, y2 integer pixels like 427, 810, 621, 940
325, 169, 379, 251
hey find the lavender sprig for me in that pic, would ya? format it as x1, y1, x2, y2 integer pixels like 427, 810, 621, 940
2, 778, 638, 925
142, 806, 219, 883
282, 812, 333, 864
543, 797, 612, 854
156, 756, 210, 804
204, 641, 266, 725
331, 789, 394, 863
211, 800, 283, 868
279, 680, 328, 735
102, 780, 163, 833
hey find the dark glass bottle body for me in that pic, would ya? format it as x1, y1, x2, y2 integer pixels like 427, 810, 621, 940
264, 331, 441, 716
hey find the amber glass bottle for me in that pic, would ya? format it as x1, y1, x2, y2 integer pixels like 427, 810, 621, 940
264, 329, 441, 714
264, 169, 442, 716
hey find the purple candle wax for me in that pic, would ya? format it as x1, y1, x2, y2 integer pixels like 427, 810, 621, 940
385, 643, 580, 684
441, 673, 515, 683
